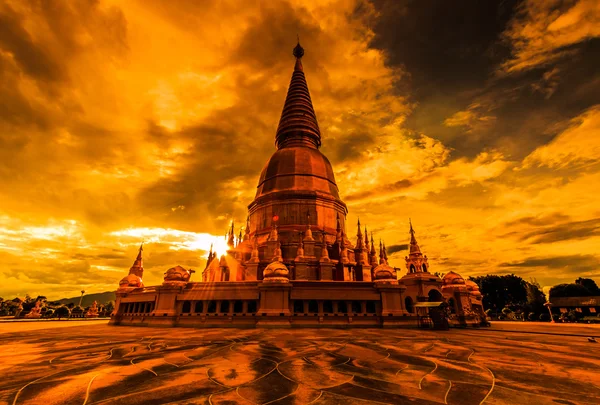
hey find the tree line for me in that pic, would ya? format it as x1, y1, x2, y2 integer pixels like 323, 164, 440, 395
0, 295, 115, 319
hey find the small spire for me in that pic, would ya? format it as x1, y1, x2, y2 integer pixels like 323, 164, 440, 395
136, 243, 143, 260
269, 223, 278, 241
273, 240, 283, 262
370, 233, 376, 255
364, 226, 369, 250
244, 216, 250, 241
383, 242, 388, 261
129, 243, 144, 278
320, 230, 330, 262
227, 220, 235, 248
408, 219, 422, 256
355, 218, 363, 250
296, 232, 305, 260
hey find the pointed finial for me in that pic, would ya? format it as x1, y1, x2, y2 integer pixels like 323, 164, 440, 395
293, 36, 304, 59
244, 216, 251, 240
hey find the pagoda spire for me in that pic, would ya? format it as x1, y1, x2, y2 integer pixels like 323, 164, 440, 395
364, 226, 369, 251
355, 218, 364, 250
129, 243, 144, 278
275, 39, 321, 150
409, 219, 422, 256
244, 216, 250, 241
227, 221, 235, 248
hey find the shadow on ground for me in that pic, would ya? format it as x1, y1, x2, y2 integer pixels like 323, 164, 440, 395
0, 323, 599, 404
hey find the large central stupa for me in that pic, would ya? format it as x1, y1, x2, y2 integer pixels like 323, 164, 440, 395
110, 42, 486, 328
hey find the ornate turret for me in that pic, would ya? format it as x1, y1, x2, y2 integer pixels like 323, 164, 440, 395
248, 236, 260, 263
364, 226, 370, 252
227, 221, 235, 248
370, 233, 378, 266
409, 219, 421, 256
304, 213, 314, 241
405, 220, 429, 273
275, 39, 321, 150
320, 229, 331, 263
355, 218, 364, 250
269, 223, 278, 241
244, 217, 250, 241
383, 242, 388, 262
296, 234, 305, 260
273, 240, 283, 262
340, 229, 349, 263
379, 240, 385, 265
336, 213, 342, 243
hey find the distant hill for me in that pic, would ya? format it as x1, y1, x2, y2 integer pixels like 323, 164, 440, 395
56, 291, 116, 307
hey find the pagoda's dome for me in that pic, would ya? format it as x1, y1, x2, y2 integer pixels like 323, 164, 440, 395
443, 271, 465, 285
119, 274, 144, 289
263, 261, 290, 282
465, 280, 479, 291
164, 265, 191, 283
254, 147, 340, 200
373, 263, 396, 282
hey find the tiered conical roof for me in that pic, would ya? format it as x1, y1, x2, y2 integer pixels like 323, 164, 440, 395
275, 41, 321, 149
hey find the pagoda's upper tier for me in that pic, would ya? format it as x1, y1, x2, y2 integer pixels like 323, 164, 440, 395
275, 43, 321, 149
255, 146, 340, 199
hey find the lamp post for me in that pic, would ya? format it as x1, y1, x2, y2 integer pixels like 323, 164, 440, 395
544, 301, 554, 323
78, 290, 85, 307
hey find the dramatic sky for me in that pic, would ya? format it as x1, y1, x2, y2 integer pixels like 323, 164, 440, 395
1, 0, 599, 299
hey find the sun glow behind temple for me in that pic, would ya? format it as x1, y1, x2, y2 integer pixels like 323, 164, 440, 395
110, 227, 229, 256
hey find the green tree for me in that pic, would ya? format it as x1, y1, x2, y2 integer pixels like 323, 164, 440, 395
525, 278, 547, 317
105, 301, 115, 315
470, 274, 529, 313
575, 278, 599, 294
549, 283, 592, 297
55, 306, 71, 319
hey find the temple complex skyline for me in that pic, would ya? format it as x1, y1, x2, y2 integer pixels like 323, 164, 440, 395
0, 0, 599, 300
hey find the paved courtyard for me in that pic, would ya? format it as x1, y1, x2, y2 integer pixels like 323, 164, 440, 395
0, 322, 599, 405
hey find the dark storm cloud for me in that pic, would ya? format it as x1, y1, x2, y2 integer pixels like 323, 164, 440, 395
504, 212, 571, 227
386, 244, 408, 255
0, 3, 66, 82
370, 0, 519, 95
345, 179, 413, 202
521, 218, 600, 244
499, 254, 600, 276
369, 0, 600, 160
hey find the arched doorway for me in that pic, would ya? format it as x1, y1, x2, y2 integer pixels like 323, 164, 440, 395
448, 298, 456, 314
405, 297, 414, 314
428, 289, 443, 302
